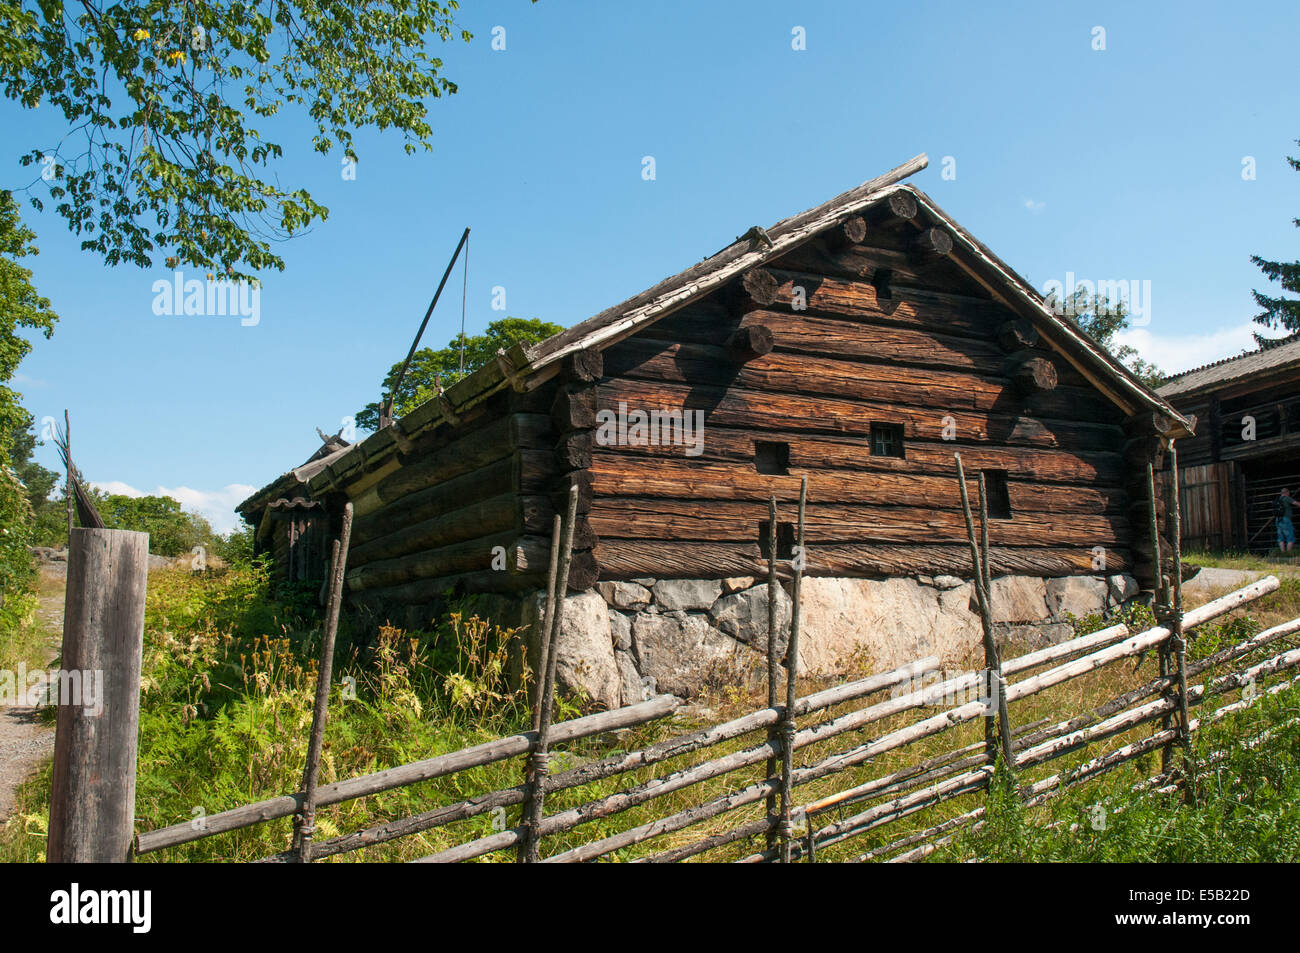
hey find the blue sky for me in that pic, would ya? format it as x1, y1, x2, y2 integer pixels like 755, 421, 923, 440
6, 0, 1299, 533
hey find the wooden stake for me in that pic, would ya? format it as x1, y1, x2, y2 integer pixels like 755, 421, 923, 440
48, 528, 149, 862
778, 476, 807, 863
954, 454, 1013, 769
532, 515, 563, 729
518, 485, 579, 862
293, 502, 354, 862
978, 471, 1015, 768
765, 494, 779, 852
1167, 444, 1195, 803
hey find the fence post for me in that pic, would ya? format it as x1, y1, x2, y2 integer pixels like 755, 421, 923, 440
293, 502, 354, 862
1165, 444, 1196, 803
764, 495, 780, 855
778, 477, 807, 863
518, 485, 578, 862
48, 527, 149, 863
954, 455, 1014, 771
1146, 461, 1177, 776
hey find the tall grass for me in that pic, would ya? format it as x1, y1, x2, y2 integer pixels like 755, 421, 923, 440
3, 563, 1298, 863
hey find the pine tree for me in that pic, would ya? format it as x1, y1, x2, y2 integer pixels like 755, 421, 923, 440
1251, 142, 1300, 344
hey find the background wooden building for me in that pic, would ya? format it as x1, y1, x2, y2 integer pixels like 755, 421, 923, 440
1158, 337, 1300, 552
239, 156, 1192, 698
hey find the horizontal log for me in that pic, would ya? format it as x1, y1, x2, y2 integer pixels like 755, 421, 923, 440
1007, 351, 1058, 395
597, 378, 1123, 453
349, 496, 584, 568
377, 414, 551, 504
756, 268, 1002, 335
909, 225, 954, 264
593, 539, 1129, 579
348, 531, 567, 591
727, 325, 774, 361
587, 498, 1128, 547
602, 337, 1117, 423
773, 236, 985, 298
832, 214, 868, 247
134, 694, 683, 855
588, 454, 1125, 515
579, 424, 1124, 484
869, 191, 917, 224
353, 451, 557, 548
740, 267, 781, 306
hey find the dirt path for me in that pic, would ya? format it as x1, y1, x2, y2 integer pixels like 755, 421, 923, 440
0, 573, 64, 822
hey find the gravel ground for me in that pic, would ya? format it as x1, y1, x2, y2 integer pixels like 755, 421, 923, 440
0, 572, 63, 822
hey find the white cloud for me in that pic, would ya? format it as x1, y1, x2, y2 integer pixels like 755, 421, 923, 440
90, 481, 256, 534
1023, 199, 1046, 214
1113, 321, 1291, 375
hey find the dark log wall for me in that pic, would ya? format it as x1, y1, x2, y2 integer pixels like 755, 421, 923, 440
585, 217, 1137, 583
343, 387, 568, 609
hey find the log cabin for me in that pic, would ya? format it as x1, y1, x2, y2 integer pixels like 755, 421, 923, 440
238, 155, 1193, 706
1157, 335, 1300, 553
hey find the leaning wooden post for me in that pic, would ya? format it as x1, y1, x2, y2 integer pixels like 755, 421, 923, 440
778, 476, 807, 863
1166, 445, 1196, 803
293, 502, 354, 863
518, 485, 579, 863
954, 455, 1012, 771
764, 495, 780, 853
531, 515, 563, 726
977, 472, 1015, 768
48, 528, 149, 863
1147, 462, 1176, 775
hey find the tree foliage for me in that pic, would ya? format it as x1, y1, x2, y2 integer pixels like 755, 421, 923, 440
1047, 286, 1166, 389
95, 492, 216, 557
1251, 140, 1300, 343
0, 0, 476, 278
356, 317, 563, 431
0, 189, 57, 632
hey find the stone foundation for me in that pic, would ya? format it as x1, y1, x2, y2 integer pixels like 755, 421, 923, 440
510, 572, 1141, 708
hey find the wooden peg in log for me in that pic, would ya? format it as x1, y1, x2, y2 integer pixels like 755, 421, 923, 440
908, 226, 954, 265
727, 325, 775, 362
1006, 351, 1058, 395
996, 318, 1039, 353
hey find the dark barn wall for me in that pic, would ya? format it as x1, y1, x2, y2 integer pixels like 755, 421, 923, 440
342, 388, 567, 615
582, 224, 1137, 582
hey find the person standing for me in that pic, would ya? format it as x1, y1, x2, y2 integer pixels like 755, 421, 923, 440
1275, 487, 1296, 553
